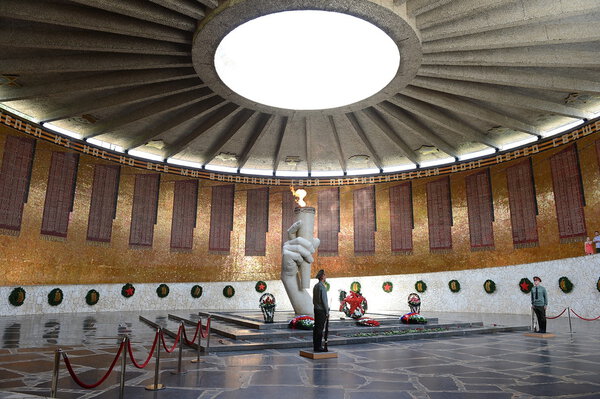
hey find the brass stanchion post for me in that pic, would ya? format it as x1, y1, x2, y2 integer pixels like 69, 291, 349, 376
50, 348, 61, 398
191, 319, 202, 364
172, 323, 185, 374
568, 307, 573, 334
145, 329, 165, 391
119, 337, 127, 399
205, 315, 211, 354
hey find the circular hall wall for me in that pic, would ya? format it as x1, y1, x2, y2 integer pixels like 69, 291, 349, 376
0, 119, 599, 287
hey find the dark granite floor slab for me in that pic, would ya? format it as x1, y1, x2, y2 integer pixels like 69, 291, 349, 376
3, 360, 54, 373
348, 391, 413, 399
213, 385, 345, 399
360, 356, 451, 370
522, 364, 583, 377
465, 359, 530, 371
142, 369, 252, 389
417, 376, 458, 391
0, 310, 599, 399
349, 369, 410, 381
0, 380, 26, 389
569, 373, 600, 384
356, 380, 416, 391
248, 366, 302, 385
550, 360, 600, 373
0, 371, 21, 380
353, 348, 431, 361
35, 369, 143, 390
463, 384, 505, 392
5, 388, 83, 399
508, 382, 600, 397
305, 368, 365, 388
457, 377, 516, 385
428, 392, 513, 399
491, 352, 553, 363
405, 364, 483, 375
91, 385, 205, 399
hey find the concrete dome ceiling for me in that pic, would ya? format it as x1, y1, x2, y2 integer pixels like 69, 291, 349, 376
1, 0, 599, 176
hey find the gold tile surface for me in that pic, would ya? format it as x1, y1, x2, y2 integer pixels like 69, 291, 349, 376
0, 126, 598, 285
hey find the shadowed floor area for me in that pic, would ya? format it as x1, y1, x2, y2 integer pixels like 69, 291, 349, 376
0, 311, 598, 398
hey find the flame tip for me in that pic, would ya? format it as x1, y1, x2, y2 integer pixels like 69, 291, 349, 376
290, 185, 308, 207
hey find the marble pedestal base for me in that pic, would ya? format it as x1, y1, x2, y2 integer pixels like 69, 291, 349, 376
299, 350, 338, 359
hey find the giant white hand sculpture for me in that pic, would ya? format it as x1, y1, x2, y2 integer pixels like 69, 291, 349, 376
281, 221, 320, 315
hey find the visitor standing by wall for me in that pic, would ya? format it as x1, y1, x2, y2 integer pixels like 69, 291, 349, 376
313, 269, 328, 352
585, 237, 594, 255
531, 276, 548, 333
593, 231, 600, 254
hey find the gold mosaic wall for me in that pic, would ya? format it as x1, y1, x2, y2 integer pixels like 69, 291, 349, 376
1, 125, 599, 286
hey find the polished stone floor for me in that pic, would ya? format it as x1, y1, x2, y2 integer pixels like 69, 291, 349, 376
0, 310, 599, 398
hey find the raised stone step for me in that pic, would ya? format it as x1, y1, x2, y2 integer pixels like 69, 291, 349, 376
168, 316, 481, 341
194, 324, 530, 352
141, 312, 527, 353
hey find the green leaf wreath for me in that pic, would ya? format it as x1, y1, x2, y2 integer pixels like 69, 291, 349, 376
121, 283, 135, 298
255, 281, 267, 293
483, 279, 496, 294
350, 281, 361, 293
597, 277, 600, 293
9, 287, 26, 307
85, 289, 100, 306
156, 284, 170, 298
223, 285, 235, 298
48, 288, 63, 306
558, 276, 573, 293
382, 281, 393, 293
191, 285, 203, 298
519, 278, 533, 294
448, 280, 461, 293
415, 280, 427, 293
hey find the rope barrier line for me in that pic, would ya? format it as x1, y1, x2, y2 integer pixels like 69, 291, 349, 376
160, 325, 182, 353
182, 321, 201, 346
128, 331, 159, 369
62, 341, 125, 389
570, 309, 600, 321
200, 318, 211, 339
546, 308, 567, 319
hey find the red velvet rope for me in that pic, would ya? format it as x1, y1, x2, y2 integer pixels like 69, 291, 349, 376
160, 325, 182, 353
62, 341, 125, 389
546, 308, 567, 319
182, 321, 201, 346
127, 330, 159, 369
570, 309, 600, 321
200, 317, 211, 339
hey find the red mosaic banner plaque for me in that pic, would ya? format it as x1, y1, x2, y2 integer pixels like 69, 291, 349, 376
550, 144, 586, 242
281, 190, 297, 244
389, 182, 413, 254
41, 151, 79, 238
129, 173, 160, 248
318, 187, 340, 256
86, 164, 120, 243
506, 159, 539, 248
0, 135, 35, 235
245, 187, 269, 256
209, 184, 235, 253
465, 169, 495, 251
170, 179, 198, 251
426, 176, 453, 253
353, 185, 376, 255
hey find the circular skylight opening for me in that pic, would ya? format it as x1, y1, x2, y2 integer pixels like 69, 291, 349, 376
214, 10, 400, 111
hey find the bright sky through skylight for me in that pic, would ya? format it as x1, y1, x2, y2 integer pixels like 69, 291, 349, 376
214, 11, 400, 110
